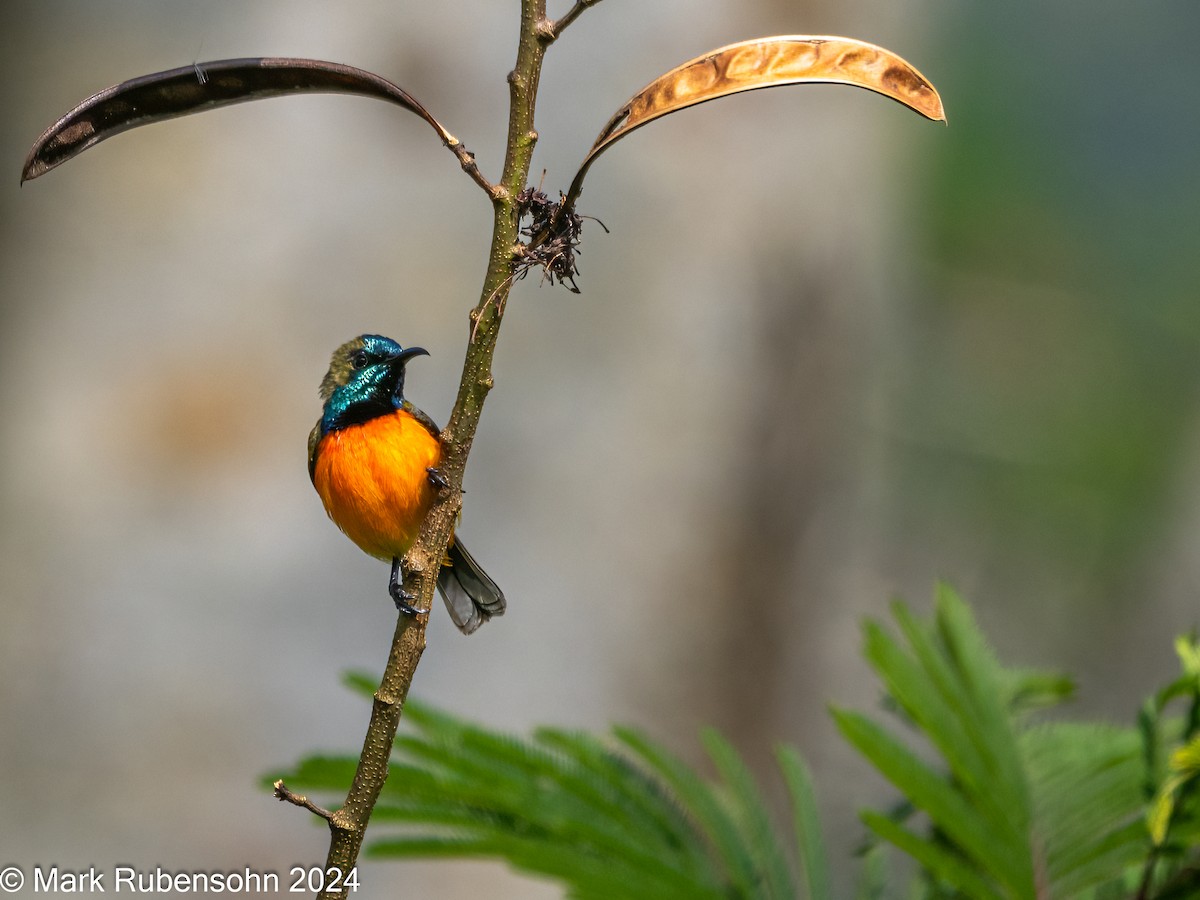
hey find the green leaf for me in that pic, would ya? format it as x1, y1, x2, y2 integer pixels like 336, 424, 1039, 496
854, 841, 889, 900
702, 729, 795, 899
931, 585, 1032, 835
859, 810, 1005, 900
1020, 723, 1146, 893
369, 834, 718, 900
615, 725, 761, 898
366, 704, 733, 898
534, 727, 717, 879
341, 670, 378, 699
1172, 734, 1200, 774
1002, 667, 1077, 717
776, 745, 830, 900
887, 601, 1030, 847
1175, 634, 1200, 679
850, 593, 1035, 891
1148, 734, 1200, 846
383, 738, 688, 882
271, 754, 358, 793
831, 707, 1020, 888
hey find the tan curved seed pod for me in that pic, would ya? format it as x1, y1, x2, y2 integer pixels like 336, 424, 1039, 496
564, 35, 945, 207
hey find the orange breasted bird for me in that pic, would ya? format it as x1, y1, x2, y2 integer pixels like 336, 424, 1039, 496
308, 334, 505, 634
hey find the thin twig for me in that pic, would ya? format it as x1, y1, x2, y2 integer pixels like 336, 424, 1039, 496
542, 0, 603, 43
444, 135, 503, 198
274, 780, 334, 821
471, 270, 520, 342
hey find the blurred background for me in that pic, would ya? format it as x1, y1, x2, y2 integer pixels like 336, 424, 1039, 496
1, 0, 1197, 896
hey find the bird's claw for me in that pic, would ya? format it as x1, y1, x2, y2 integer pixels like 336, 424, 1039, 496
426, 466, 450, 490
389, 555, 429, 617
388, 584, 429, 617
395, 597, 431, 617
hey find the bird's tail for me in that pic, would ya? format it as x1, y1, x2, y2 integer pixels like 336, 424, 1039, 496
437, 538, 506, 634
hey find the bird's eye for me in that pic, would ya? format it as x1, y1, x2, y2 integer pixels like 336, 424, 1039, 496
349, 350, 369, 370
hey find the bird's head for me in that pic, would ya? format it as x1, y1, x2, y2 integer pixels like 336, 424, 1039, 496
318, 334, 429, 433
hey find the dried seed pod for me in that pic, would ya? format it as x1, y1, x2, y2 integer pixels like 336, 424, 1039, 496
22, 58, 457, 182
564, 35, 946, 207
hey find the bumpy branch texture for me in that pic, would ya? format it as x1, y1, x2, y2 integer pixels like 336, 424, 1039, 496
297, 2, 561, 896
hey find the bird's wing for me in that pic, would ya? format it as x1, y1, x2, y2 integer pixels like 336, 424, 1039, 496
307, 419, 323, 483
437, 538, 506, 634
402, 401, 442, 439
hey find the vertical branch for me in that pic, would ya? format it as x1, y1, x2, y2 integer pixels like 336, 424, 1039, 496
440, 0, 549, 463
295, 2, 555, 897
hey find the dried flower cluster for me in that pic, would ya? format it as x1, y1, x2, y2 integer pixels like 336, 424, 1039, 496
516, 187, 592, 292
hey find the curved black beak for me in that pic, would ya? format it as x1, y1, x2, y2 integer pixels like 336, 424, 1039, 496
386, 345, 428, 405
393, 345, 430, 367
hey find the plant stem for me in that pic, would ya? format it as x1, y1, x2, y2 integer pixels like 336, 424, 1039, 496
545, 0, 602, 42
298, 3, 553, 896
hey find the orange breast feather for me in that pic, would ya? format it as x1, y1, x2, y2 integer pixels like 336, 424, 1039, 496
312, 410, 441, 560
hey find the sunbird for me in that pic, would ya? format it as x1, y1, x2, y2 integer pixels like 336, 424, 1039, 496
308, 334, 506, 634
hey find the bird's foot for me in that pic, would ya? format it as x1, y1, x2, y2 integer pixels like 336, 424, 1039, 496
388, 582, 429, 617
426, 466, 450, 490
389, 556, 429, 617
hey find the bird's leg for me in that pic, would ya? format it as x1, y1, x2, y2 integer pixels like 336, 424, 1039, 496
425, 466, 450, 490
388, 556, 429, 617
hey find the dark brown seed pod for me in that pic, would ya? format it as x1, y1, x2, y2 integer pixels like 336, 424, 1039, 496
22, 57, 459, 183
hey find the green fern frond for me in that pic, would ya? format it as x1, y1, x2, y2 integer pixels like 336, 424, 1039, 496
854, 842, 889, 900
266, 591, 1200, 899
266, 754, 358, 794
776, 745, 831, 900
533, 726, 713, 871
928, 586, 1033, 837
842, 586, 1168, 899
703, 728, 796, 899
374, 698, 818, 898
832, 705, 1018, 892
1020, 723, 1145, 894
1001, 667, 1077, 717
270, 691, 837, 898
378, 717, 708, 891
859, 809, 1006, 900
369, 833, 710, 900
341, 669, 378, 699
613, 725, 770, 897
